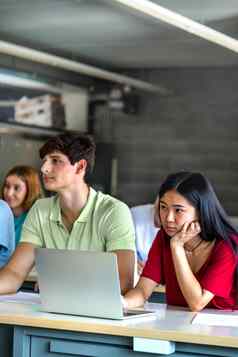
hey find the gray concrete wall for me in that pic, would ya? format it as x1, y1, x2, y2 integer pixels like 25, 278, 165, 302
94, 67, 238, 215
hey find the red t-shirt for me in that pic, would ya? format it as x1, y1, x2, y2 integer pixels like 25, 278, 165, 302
142, 229, 238, 309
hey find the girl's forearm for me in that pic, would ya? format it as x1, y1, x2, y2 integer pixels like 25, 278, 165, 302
124, 286, 146, 308
170, 245, 205, 311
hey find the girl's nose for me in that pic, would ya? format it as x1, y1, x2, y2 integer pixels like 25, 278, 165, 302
166, 210, 175, 222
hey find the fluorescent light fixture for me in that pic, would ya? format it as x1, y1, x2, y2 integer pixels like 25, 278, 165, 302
0, 40, 169, 94
0, 71, 64, 93
114, 0, 238, 54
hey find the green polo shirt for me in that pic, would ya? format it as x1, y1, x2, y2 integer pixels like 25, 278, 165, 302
21, 188, 135, 252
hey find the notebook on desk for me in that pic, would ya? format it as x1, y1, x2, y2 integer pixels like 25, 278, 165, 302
35, 248, 156, 320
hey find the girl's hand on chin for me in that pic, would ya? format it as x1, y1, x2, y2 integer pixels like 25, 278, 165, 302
170, 221, 201, 248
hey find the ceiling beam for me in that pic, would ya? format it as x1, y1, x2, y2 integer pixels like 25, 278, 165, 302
0, 40, 169, 94
113, 0, 238, 54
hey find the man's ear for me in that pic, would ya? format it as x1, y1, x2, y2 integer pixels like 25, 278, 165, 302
75, 159, 87, 174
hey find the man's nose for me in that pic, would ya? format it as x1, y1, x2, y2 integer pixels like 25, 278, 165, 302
41, 161, 50, 174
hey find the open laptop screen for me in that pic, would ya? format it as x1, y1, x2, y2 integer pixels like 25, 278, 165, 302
36, 249, 156, 320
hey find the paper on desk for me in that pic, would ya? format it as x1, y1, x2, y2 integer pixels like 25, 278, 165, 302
192, 311, 238, 327
0, 291, 41, 305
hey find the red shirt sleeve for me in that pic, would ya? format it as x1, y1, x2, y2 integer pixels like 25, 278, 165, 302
200, 239, 237, 298
141, 230, 164, 284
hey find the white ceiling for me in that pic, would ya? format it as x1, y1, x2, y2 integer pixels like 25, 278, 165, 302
0, 0, 237, 69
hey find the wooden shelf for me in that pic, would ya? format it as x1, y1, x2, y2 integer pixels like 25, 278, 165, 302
0, 119, 65, 136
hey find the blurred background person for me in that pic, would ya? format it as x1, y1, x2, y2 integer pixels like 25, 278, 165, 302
2, 165, 42, 246
131, 197, 160, 275
0, 200, 15, 267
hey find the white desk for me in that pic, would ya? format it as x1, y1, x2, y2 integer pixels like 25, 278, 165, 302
0, 293, 238, 356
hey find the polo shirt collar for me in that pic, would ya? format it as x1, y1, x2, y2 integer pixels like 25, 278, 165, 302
49, 195, 62, 224
75, 187, 97, 223
49, 188, 97, 224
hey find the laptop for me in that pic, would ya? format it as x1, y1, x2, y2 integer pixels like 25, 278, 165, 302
35, 248, 156, 320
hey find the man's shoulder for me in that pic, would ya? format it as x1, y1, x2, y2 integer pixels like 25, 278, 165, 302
91, 191, 135, 243
29, 196, 57, 215
95, 191, 128, 212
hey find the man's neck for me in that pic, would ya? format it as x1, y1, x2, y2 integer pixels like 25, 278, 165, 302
59, 182, 90, 223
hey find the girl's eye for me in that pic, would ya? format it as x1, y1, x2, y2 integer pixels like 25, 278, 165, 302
160, 204, 167, 210
175, 208, 184, 214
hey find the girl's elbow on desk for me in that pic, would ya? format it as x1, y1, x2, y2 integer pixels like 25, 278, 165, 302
187, 290, 214, 312
188, 301, 205, 312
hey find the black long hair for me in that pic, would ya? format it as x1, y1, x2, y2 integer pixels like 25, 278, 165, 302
159, 171, 238, 250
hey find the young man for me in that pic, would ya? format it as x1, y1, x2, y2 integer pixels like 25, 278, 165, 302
0, 134, 135, 294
